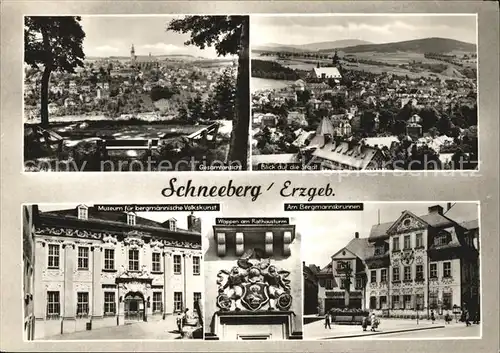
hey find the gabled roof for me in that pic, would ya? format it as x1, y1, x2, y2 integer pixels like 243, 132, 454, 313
460, 219, 479, 230
308, 140, 381, 170
369, 221, 396, 241
313, 67, 342, 78
344, 238, 373, 261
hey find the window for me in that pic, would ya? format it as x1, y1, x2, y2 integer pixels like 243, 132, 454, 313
443, 262, 452, 278
169, 219, 177, 231
430, 263, 438, 278
174, 292, 183, 312
403, 295, 413, 309
416, 265, 424, 281
381, 269, 388, 283
152, 253, 161, 272
392, 267, 400, 282
193, 292, 202, 310
340, 279, 349, 289
393, 237, 400, 251
392, 295, 401, 309
369, 296, 377, 309
104, 249, 114, 270
48, 244, 60, 269
404, 235, 411, 249
374, 245, 385, 256
128, 249, 139, 271
127, 213, 136, 226
76, 292, 89, 317
173, 255, 182, 274
380, 296, 388, 309
46, 291, 60, 319
78, 206, 88, 220
429, 292, 438, 309
442, 292, 453, 310
404, 266, 412, 281
370, 270, 377, 283
104, 292, 116, 316
355, 277, 363, 289
77, 247, 89, 270
434, 232, 450, 246
325, 279, 334, 290
153, 292, 162, 313
416, 233, 423, 248
192, 256, 200, 275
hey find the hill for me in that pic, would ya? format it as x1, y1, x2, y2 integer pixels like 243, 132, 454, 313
336, 37, 476, 54
253, 39, 371, 53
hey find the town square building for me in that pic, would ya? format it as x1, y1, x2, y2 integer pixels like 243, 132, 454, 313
204, 219, 303, 340
316, 204, 480, 319
28, 205, 203, 339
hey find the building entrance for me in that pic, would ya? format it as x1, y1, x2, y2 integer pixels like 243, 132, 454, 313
124, 292, 146, 322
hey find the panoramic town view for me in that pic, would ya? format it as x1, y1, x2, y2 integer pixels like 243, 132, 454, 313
301, 202, 480, 339
24, 15, 250, 172
251, 15, 478, 171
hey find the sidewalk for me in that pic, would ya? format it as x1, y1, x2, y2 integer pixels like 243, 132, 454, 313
304, 317, 448, 340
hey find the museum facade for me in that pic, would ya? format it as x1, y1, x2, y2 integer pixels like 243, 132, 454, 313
316, 205, 480, 319
30, 205, 203, 339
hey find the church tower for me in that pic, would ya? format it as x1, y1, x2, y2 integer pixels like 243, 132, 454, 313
130, 44, 136, 65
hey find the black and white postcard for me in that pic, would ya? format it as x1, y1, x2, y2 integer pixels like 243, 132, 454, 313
251, 15, 478, 171
23, 15, 250, 172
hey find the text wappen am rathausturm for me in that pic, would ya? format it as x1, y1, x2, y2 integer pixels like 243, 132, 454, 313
160, 178, 335, 202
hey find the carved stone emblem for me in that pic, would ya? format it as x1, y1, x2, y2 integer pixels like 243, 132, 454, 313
216, 248, 292, 312
401, 250, 415, 266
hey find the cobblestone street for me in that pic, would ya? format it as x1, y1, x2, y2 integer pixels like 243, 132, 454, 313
43, 317, 190, 340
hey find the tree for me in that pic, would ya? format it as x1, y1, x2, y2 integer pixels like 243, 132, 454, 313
24, 16, 85, 126
167, 16, 249, 169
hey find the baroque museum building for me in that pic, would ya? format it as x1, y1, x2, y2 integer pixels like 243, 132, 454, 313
28, 205, 203, 338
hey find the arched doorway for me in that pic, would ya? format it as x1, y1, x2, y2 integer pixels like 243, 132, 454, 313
124, 292, 146, 322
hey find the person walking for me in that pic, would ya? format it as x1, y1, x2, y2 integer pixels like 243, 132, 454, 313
176, 310, 185, 336
444, 312, 452, 324
430, 310, 436, 324
361, 316, 368, 331
370, 312, 378, 332
324, 312, 331, 329
465, 310, 471, 327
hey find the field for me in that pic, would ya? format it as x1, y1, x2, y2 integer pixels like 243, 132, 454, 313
252, 50, 476, 81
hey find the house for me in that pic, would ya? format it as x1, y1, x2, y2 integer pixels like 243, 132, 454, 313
312, 67, 342, 80
315, 204, 480, 318
287, 111, 307, 127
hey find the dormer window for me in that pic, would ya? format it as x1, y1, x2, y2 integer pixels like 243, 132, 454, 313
168, 218, 177, 231
77, 205, 88, 220
127, 212, 136, 226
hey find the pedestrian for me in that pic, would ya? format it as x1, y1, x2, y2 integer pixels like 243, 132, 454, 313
324, 312, 331, 329
361, 316, 368, 331
444, 312, 452, 324
176, 310, 184, 335
430, 310, 436, 324
465, 310, 471, 327
370, 312, 378, 332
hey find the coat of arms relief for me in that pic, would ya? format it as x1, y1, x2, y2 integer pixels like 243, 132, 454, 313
216, 248, 292, 312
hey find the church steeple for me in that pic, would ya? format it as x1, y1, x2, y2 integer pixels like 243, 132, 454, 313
130, 44, 136, 65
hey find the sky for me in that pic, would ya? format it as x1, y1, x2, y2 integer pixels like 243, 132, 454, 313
78, 16, 221, 59
251, 15, 477, 46
298, 202, 479, 268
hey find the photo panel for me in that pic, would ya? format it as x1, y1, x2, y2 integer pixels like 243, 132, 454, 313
22, 203, 223, 341
293, 201, 481, 340
204, 217, 303, 340
23, 15, 250, 172
250, 14, 478, 172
